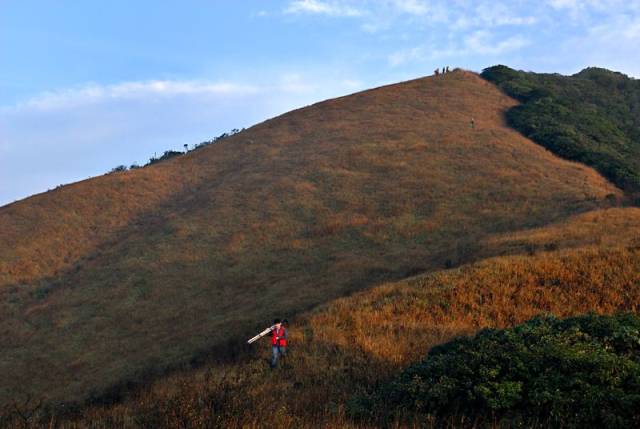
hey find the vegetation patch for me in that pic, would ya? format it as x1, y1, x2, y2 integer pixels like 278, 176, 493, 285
482, 65, 640, 197
358, 313, 640, 428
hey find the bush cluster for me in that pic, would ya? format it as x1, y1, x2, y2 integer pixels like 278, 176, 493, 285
107, 128, 244, 173
482, 65, 640, 196
357, 313, 640, 428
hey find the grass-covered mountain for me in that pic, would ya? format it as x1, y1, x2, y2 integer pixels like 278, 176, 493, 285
34, 214, 640, 428
482, 65, 640, 197
1, 68, 639, 427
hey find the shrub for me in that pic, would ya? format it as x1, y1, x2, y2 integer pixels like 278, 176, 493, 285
109, 165, 128, 173
358, 313, 640, 428
146, 150, 183, 166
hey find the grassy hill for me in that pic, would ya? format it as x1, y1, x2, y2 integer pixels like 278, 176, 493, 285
25, 221, 640, 428
0, 70, 624, 410
481, 65, 640, 197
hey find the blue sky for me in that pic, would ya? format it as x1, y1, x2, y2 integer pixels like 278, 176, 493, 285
1, 0, 640, 206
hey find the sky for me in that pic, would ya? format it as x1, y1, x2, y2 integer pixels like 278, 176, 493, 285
1, 0, 640, 206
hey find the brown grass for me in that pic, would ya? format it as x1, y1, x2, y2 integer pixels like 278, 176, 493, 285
0, 160, 208, 286
0, 71, 624, 407
13, 244, 638, 428
483, 207, 640, 256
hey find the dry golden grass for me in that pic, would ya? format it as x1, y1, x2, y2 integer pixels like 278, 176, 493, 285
21, 244, 639, 428
0, 161, 204, 286
0, 71, 624, 407
483, 207, 640, 256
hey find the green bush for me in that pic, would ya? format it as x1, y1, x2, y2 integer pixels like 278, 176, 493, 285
355, 313, 640, 428
109, 165, 128, 173
482, 65, 640, 195
147, 150, 183, 166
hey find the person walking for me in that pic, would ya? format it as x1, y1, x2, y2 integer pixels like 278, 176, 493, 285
271, 318, 288, 368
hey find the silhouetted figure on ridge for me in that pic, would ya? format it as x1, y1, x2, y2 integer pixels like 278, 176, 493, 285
434, 68, 440, 76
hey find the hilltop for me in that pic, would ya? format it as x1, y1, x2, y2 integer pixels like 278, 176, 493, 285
0, 70, 625, 408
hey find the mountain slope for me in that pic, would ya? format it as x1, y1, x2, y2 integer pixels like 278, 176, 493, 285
40, 238, 640, 428
0, 70, 621, 406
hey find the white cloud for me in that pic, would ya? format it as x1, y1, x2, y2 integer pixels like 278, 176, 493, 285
4, 80, 261, 113
561, 13, 640, 76
388, 30, 530, 66
1, 75, 350, 114
547, 0, 579, 9
278, 0, 637, 74
465, 31, 530, 55
545, 0, 634, 10
392, 0, 430, 15
284, 0, 542, 27
452, 3, 537, 30
545, 0, 640, 22
284, 0, 364, 17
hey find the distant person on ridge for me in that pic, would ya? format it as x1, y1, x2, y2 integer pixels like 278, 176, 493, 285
271, 318, 288, 368
434, 68, 440, 76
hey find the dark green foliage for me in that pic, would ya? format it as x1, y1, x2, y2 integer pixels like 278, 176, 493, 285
147, 150, 183, 166
134, 127, 245, 171
482, 65, 640, 195
358, 313, 640, 428
109, 165, 128, 173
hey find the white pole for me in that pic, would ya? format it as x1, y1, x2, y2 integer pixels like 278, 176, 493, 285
247, 325, 275, 344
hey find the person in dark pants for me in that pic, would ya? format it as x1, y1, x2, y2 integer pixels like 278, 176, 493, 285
271, 318, 288, 368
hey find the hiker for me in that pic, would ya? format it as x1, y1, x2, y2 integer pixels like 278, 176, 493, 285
434, 68, 440, 76
446, 66, 450, 73
470, 117, 475, 129
271, 318, 288, 368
